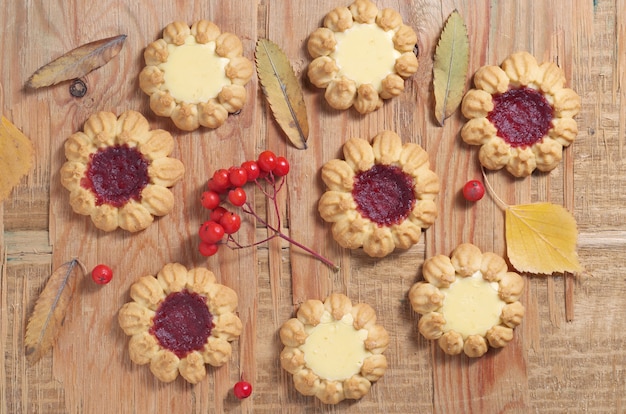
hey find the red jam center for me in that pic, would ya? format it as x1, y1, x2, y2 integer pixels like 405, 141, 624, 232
352, 164, 415, 227
487, 87, 553, 148
150, 290, 214, 358
82, 144, 150, 207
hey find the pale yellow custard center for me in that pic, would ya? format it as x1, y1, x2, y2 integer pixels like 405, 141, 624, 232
159, 35, 231, 104
439, 271, 505, 338
300, 311, 371, 381
331, 23, 401, 92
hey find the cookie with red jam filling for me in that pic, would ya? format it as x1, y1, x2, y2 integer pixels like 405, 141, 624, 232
318, 130, 439, 258
60, 110, 184, 232
461, 51, 581, 177
118, 263, 242, 384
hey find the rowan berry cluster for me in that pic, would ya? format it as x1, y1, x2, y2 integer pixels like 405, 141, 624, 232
198, 150, 290, 257
197, 151, 337, 270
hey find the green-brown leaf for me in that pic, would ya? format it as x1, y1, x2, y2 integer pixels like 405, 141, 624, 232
433, 10, 469, 126
27, 34, 126, 88
24, 259, 81, 364
255, 38, 309, 150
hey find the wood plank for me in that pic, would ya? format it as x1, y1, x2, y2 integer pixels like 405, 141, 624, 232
42, 1, 259, 413
423, 1, 526, 411
2, 0, 626, 413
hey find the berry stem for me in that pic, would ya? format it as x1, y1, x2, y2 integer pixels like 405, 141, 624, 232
240, 202, 339, 271
202, 157, 339, 272
481, 166, 510, 211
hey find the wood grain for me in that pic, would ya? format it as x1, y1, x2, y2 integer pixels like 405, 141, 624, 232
2, 0, 626, 413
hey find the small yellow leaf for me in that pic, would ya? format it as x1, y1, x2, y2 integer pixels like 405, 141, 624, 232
506, 203, 581, 275
433, 10, 469, 126
0, 116, 34, 202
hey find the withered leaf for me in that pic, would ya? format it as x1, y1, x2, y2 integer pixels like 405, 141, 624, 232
24, 259, 82, 364
26, 34, 126, 88
0, 116, 34, 202
255, 38, 309, 150
433, 10, 469, 126
506, 203, 581, 275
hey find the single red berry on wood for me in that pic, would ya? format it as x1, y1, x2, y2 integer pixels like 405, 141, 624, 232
257, 150, 277, 172
273, 156, 290, 176
462, 180, 485, 202
91, 264, 113, 285
234, 380, 252, 399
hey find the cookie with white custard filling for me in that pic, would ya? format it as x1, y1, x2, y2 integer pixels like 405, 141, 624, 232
409, 243, 525, 357
279, 293, 389, 404
139, 20, 253, 131
307, 0, 418, 114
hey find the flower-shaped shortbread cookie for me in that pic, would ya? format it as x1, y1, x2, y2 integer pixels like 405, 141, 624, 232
139, 20, 254, 131
118, 263, 243, 384
318, 130, 439, 258
279, 293, 389, 404
307, 0, 418, 114
461, 51, 581, 177
409, 243, 525, 358
60, 110, 184, 232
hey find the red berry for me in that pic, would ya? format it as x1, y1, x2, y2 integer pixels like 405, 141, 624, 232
198, 241, 219, 257
209, 206, 228, 223
234, 380, 252, 399
201, 191, 221, 210
91, 264, 113, 285
199, 221, 225, 243
257, 150, 277, 172
228, 187, 247, 207
462, 180, 485, 202
273, 156, 290, 176
207, 179, 225, 194
220, 211, 241, 234
257, 168, 269, 179
210, 169, 231, 192
241, 160, 260, 181
229, 167, 248, 187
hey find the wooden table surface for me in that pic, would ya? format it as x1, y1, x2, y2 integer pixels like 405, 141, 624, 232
1, 0, 625, 413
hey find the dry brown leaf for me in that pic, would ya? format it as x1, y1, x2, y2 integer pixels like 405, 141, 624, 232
506, 203, 581, 275
24, 259, 82, 364
26, 34, 126, 88
0, 116, 34, 202
433, 10, 469, 126
255, 38, 309, 150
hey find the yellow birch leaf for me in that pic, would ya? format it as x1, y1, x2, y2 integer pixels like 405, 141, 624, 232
0, 116, 34, 202
505, 202, 581, 275
433, 10, 469, 126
